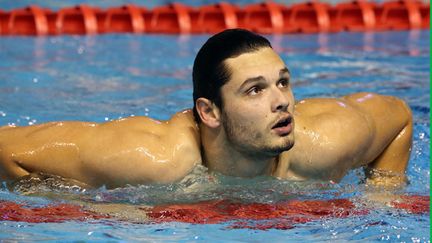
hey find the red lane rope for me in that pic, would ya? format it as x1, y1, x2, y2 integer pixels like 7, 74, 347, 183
0, 195, 429, 230
390, 195, 431, 214
146, 198, 368, 230
0, 201, 107, 223
0, 0, 429, 36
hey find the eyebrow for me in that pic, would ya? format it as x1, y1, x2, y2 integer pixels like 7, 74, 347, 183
280, 67, 291, 76
237, 67, 291, 92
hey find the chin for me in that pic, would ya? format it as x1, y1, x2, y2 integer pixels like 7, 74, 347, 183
281, 139, 295, 152
279, 135, 295, 151
263, 139, 294, 156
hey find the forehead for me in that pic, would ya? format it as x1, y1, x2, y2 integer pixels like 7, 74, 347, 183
223, 47, 286, 81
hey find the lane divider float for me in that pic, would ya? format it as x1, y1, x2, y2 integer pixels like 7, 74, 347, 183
0, 0, 429, 36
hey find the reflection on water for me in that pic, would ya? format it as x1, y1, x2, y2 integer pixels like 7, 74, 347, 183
3, 163, 429, 241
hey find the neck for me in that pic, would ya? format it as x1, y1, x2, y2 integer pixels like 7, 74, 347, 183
200, 124, 278, 177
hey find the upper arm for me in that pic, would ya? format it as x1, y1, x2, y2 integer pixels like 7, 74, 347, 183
343, 92, 413, 174
0, 122, 95, 181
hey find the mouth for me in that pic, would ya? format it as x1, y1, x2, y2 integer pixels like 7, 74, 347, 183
271, 116, 293, 136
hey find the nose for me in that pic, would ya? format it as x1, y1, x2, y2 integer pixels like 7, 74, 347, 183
271, 88, 290, 112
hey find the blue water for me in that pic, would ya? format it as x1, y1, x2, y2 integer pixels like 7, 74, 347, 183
0, 30, 429, 241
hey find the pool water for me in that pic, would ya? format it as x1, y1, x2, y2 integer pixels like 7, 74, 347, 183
0, 30, 429, 241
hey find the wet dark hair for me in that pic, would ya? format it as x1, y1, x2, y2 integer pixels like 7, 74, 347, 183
192, 28, 272, 123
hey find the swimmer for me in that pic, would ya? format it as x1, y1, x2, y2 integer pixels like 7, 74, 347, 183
0, 29, 412, 189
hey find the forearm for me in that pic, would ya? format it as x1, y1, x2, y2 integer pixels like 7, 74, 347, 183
366, 117, 412, 187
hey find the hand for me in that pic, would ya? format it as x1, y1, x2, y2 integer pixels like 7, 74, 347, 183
365, 168, 407, 189
363, 190, 401, 206
80, 202, 151, 222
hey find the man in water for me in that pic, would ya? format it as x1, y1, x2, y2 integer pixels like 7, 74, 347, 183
0, 29, 412, 189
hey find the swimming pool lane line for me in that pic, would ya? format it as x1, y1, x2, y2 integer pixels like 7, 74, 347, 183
0, 0, 429, 36
0, 195, 429, 230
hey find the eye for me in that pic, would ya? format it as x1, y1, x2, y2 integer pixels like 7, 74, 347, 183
277, 78, 290, 88
247, 86, 263, 96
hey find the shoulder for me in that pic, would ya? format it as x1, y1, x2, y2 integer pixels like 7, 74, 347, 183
286, 92, 411, 180
97, 109, 200, 144
295, 92, 410, 130
286, 94, 376, 180
296, 92, 408, 109
167, 109, 200, 141
342, 92, 411, 119
83, 110, 201, 186
294, 95, 373, 135
342, 92, 409, 110
97, 109, 198, 135
169, 109, 199, 128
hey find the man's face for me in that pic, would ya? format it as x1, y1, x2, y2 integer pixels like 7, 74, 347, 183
219, 47, 295, 157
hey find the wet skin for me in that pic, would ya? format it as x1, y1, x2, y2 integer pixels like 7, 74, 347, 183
0, 48, 412, 188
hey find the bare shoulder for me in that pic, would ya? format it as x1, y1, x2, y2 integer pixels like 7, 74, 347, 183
89, 110, 199, 153
287, 95, 372, 179
0, 121, 97, 145
82, 109, 201, 187
169, 109, 200, 132
294, 94, 374, 134
284, 92, 411, 181
99, 109, 197, 131
294, 92, 410, 129
166, 109, 201, 154
342, 92, 411, 117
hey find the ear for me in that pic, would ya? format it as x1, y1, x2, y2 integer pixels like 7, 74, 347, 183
196, 98, 221, 128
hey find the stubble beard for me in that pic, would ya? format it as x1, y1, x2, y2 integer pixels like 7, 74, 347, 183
221, 110, 295, 157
